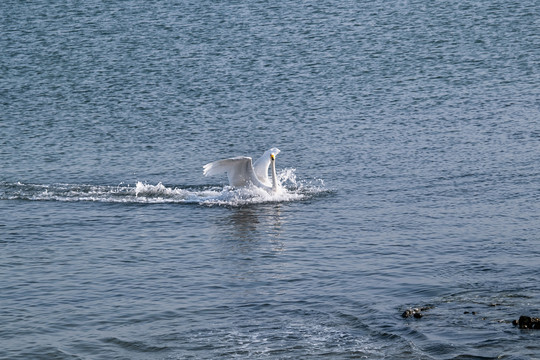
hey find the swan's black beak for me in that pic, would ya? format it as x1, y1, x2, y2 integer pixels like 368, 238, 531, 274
270, 154, 275, 161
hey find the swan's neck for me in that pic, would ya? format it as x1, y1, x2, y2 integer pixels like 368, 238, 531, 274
271, 160, 278, 192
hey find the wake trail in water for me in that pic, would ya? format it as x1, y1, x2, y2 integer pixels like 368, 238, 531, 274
1, 169, 327, 206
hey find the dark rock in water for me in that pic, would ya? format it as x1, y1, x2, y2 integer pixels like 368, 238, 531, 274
402, 309, 414, 318
514, 316, 540, 329
402, 306, 431, 319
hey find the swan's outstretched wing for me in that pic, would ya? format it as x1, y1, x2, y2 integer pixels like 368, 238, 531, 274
253, 148, 280, 186
203, 156, 263, 188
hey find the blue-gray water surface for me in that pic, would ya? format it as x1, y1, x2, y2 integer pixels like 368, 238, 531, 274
1, 0, 539, 359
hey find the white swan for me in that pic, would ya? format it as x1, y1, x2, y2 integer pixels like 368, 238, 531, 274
203, 148, 281, 192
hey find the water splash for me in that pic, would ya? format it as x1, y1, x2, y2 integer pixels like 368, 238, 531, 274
0, 169, 327, 206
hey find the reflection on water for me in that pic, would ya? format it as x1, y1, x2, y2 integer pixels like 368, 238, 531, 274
214, 204, 285, 254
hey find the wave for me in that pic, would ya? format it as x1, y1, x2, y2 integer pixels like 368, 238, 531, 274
0, 169, 327, 206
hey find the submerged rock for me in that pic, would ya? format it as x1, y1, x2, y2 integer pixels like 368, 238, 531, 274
513, 316, 540, 329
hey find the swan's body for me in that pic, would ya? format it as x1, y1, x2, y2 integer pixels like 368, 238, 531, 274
203, 148, 281, 192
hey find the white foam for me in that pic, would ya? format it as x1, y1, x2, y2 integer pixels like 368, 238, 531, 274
1, 169, 327, 206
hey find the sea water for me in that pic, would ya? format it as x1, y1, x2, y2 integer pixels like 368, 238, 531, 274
1, 0, 539, 358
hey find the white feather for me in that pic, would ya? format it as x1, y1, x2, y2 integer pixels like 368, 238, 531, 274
253, 147, 280, 186
203, 148, 281, 192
